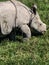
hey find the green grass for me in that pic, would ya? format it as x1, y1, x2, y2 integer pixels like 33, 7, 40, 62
0, 0, 49, 65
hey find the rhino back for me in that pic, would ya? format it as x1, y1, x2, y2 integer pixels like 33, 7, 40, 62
0, 1, 31, 27
15, 1, 31, 26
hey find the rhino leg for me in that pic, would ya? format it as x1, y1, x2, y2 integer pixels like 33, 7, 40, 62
20, 25, 31, 40
8, 28, 16, 41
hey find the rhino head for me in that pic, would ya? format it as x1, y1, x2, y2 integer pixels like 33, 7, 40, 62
30, 4, 46, 34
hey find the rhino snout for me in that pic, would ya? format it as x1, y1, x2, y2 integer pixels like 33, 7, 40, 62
41, 24, 47, 34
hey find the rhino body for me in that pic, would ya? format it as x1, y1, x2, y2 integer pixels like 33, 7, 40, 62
0, 0, 46, 40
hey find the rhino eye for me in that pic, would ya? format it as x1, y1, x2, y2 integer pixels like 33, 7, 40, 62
40, 23, 42, 26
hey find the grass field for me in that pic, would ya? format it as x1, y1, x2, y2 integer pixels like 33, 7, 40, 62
0, 0, 49, 65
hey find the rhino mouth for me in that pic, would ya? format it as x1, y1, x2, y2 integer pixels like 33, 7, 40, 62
41, 31, 46, 34
31, 28, 46, 36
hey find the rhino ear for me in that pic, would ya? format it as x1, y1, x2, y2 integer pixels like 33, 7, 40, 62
31, 4, 37, 15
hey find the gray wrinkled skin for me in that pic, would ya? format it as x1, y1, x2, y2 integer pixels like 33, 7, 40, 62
0, 0, 46, 39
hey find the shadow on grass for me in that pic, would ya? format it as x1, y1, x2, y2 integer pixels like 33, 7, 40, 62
0, 27, 23, 43
0, 27, 43, 43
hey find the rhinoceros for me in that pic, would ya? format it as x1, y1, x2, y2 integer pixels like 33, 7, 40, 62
0, 0, 46, 40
